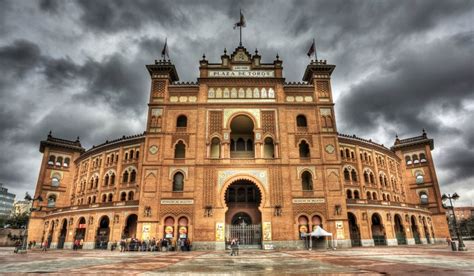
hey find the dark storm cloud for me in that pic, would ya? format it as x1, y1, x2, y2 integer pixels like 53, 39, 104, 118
0, 40, 42, 84
338, 30, 474, 136
76, 0, 186, 32
39, 0, 62, 13
1, 0, 473, 205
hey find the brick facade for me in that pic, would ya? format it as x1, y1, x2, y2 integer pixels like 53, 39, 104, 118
28, 46, 449, 250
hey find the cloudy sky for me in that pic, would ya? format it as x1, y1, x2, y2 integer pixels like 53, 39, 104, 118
1, 0, 473, 206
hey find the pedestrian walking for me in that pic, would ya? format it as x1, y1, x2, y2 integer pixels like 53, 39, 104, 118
230, 239, 237, 256
42, 240, 48, 252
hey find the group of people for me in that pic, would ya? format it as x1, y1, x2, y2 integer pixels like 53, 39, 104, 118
73, 239, 84, 250
118, 237, 192, 252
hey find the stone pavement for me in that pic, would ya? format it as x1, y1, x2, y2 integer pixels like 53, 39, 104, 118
0, 242, 473, 275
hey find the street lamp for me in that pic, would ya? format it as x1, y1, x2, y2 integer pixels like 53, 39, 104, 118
19, 193, 43, 253
442, 193, 467, 251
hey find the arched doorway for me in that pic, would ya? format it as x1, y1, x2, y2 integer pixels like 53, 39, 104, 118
348, 212, 361, 247
394, 214, 407, 245
74, 217, 87, 249
123, 214, 138, 239
422, 217, 431, 244
57, 219, 67, 249
411, 215, 421, 244
371, 213, 387, 246
95, 216, 110, 249
47, 222, 55, 248
229, 115, 255, 158
225, 179, 262, 248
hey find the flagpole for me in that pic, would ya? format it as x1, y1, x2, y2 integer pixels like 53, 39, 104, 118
314, 38, 317, 61
239, 9, 242, 46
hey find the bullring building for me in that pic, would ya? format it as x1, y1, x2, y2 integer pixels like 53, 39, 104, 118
28, 44, 449, 250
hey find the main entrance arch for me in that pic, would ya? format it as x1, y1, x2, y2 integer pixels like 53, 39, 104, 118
224, 179, 262, 248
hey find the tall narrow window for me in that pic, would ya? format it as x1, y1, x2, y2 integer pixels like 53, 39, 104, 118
108, 194, 113, 202
63, 158, 70, 167
123, 171, 129, 183
174, 141, 186, 158
120, 192, 126, 201
299, 140, 310, 158
47, 195, 56, 208
344, 168, 350, 181
130, 170, 136, 183
173, 172, 184, 192
104, 174, 109, 186
301, 171, 313, 191
210, 137, 221, 158
128, 191, 134, 200
351, 169, 358, 182
263, 137, 275, 158
110, 174, 115, 185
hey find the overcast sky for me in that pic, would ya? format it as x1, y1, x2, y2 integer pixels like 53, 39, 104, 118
1, 0, 473, 206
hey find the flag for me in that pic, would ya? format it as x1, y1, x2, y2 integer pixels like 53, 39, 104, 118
233, 10, 246, 29
307, 39, 315, 58
161, 38, 169, 59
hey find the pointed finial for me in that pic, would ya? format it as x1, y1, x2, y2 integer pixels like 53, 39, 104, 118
276, 53, 280, 60
224, 48, 227, 55
422, 128, 427, 137
202, 53, 206, 60
76, 136, 80, 142
255, 48, 258, 55
395, 133, 399, 139
48, 130, 52, 137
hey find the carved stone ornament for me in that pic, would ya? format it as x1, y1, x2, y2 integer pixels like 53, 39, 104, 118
325, 144, 335, 154
149, 145, 158, 155
114, 215, 119, 224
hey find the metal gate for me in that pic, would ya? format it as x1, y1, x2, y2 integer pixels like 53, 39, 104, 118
226, 224, 262, 248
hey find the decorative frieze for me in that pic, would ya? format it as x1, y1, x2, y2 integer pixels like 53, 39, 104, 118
292, 198, 325, 204
160, 199, 194, 205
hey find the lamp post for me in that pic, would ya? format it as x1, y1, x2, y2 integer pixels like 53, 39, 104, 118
19, 193, 43, 253
442, 193, 467, 251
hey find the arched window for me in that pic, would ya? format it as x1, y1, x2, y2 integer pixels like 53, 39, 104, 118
177, 115, 187, 127
246, 139, 253, 151
94, 177, 99, 188
110, 174, 115, 185
130, 170, 136, 183
412, 154, 419, 164
382, 194, 387, 201
415, 171, 424, 184
108, 194, 113, 202
420, 192, 428, 204
63, 158, 70, 167
340, 150, 344, 158
135, 151, 140, 159
369, 173, 374, 184
351, 169, 358, 182
123, 171, 129, 183
366, 191, 372, 200
351, 151, 355, 159
387, 194, 391, 201
174, 141, 186, 158
372, 192, 378, 200
354, 190, 360, 199
87, 197, 91, 204
120, 192, 126, 201
345, 149, 350, 159
236, 138, 245, 151
125, 153, 128, 160
299, 140, 310, 158
346, 190, 353, 199
420, 153, 427, 162
344, 168, 350, 181
92, 196, 96, 203
47, 195, 56, 208
104, 174, 109, 186
130, 150, 134, 160
102, 194, 107, 203
301, 171, 313, 191
51, 176, 60, 187
48, 155, 56, 165
210, 137, 221, 158
364, 152, 368, 162
296, 115, 307, 127
364, 171, 369, 183
173, 172, 184, 192
263, 137, 275, 158
128, 191, 134, 200
89, 178, 94, 189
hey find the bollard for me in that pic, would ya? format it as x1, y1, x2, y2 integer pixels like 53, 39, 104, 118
451, 241, 457, 251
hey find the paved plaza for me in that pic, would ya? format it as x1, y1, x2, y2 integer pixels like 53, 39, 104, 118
0, 242, 473, 275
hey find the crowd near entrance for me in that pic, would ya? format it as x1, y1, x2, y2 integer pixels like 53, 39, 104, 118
225, 180, 262, 248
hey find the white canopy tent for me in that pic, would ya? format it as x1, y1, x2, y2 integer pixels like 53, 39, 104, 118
303, 226, 335, 250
